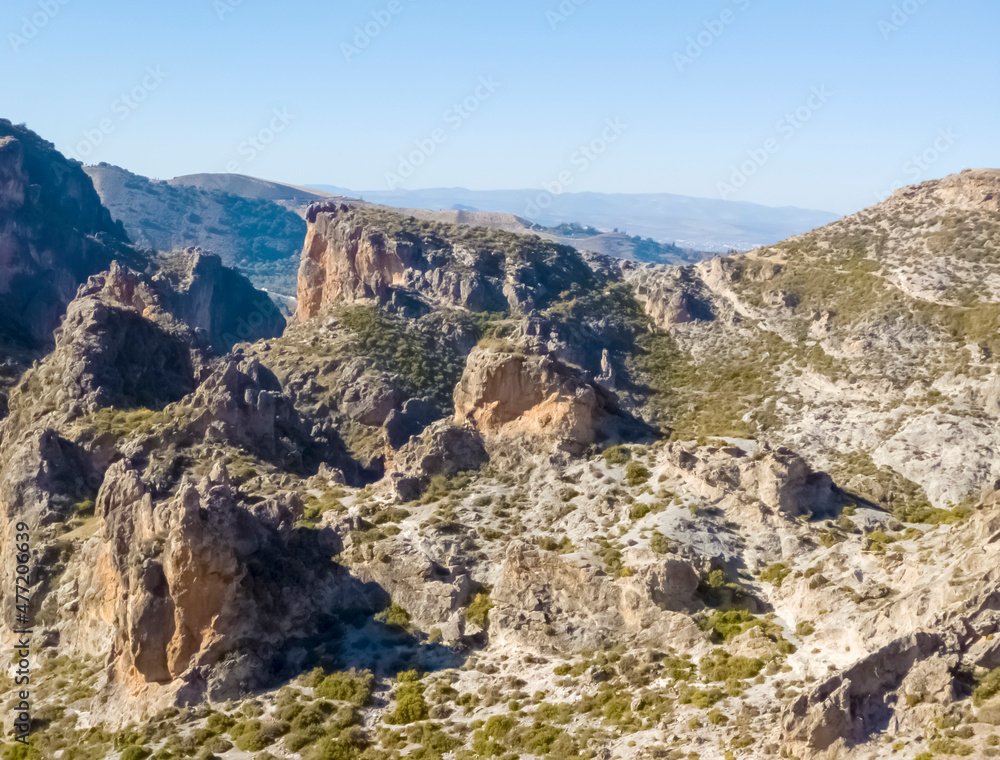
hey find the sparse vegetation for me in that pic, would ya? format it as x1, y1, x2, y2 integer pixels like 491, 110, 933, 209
466, 591, 494, 629
760, 562, 792, 588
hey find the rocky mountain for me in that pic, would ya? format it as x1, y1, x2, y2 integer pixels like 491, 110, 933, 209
2, 138, 1000, 760
84, 164, 311, 296
0, 122, 139, 351
0, 120, 286, 424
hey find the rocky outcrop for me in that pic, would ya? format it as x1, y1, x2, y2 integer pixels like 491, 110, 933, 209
0, 120, 138, 348
45, 263, 202, 416
0, 261, 305, 643
296, 202, 595, 321
897, 167, 1000, 213
781, 633, 946, 757
298, 202, 502, 320
152, 249, 286, 352
489, 541, 704, 653
622, 262, 716, 330
659, 441, 838, 518
453, 347, 610, 452
385, 421, 488, 501
349, 535, 475, 641
56, 460, 386, 717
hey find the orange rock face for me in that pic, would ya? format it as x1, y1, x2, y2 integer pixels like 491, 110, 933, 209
453, 347, 605, 452
297, 202, 411, 321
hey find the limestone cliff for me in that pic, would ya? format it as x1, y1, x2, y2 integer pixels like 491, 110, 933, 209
453, 346, 610, 452
296, 201, 595, 321
0, 120, 137, 348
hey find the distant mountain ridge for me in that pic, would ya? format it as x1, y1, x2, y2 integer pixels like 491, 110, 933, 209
168, 173, 344, 216
307, 185, 841, 252
391, 208, 706, 265
84, 164, 310, 295
90, 169, 706, 270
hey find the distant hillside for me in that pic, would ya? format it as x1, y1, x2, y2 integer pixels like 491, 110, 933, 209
151, 173, 705, 266
168, 173, 343, 217
396, 209, 706, 265
84, 164, 306, 295
310, 185, 840, 252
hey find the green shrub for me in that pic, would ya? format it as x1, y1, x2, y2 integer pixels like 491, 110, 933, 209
386, 672, 428, 725
707, 570, 729, 589
339, 305, 467, 403
707, 708, 728, 725
206, 712, 236, 733
232, 720, 283, 752
73, 498, 96, 519
928, 737, 974, 756
650, 531, 671, 555
405, 722, 461, 759
865, 530, 897, 553
466, 591, 494, 629
677, 684, 726, 708
375, 604, 411, 629
538, 536, 575, 553
309, 736, 363, 760
314, 670, 373, 707
482, 714, 516, 738
204, 736, 233, 754
759, 563, 792, 587
701, 610, 768, 641
625, 461, 651, 486
699, 650, 764, 682
602, 445, 632, 465
976, 668, 1000, 707
120, 748, 153, 760
284, 726, 324, 751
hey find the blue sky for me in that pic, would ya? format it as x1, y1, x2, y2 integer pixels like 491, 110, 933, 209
2, 0, 997, 214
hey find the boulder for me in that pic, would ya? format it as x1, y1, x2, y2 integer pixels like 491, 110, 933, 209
385, 421, 488, 501
489, 541, 704, 654
453, 347, 609, 453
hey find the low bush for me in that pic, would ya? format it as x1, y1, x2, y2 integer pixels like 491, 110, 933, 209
625, 461, 651, 486
314, 670, 374, 707
602, 445, 632, 465
466, 591, 493, 629
760, 562, 792, 587
386, 671, 428, 725
976, 668, 1000, 707
375, 604, 411, 629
